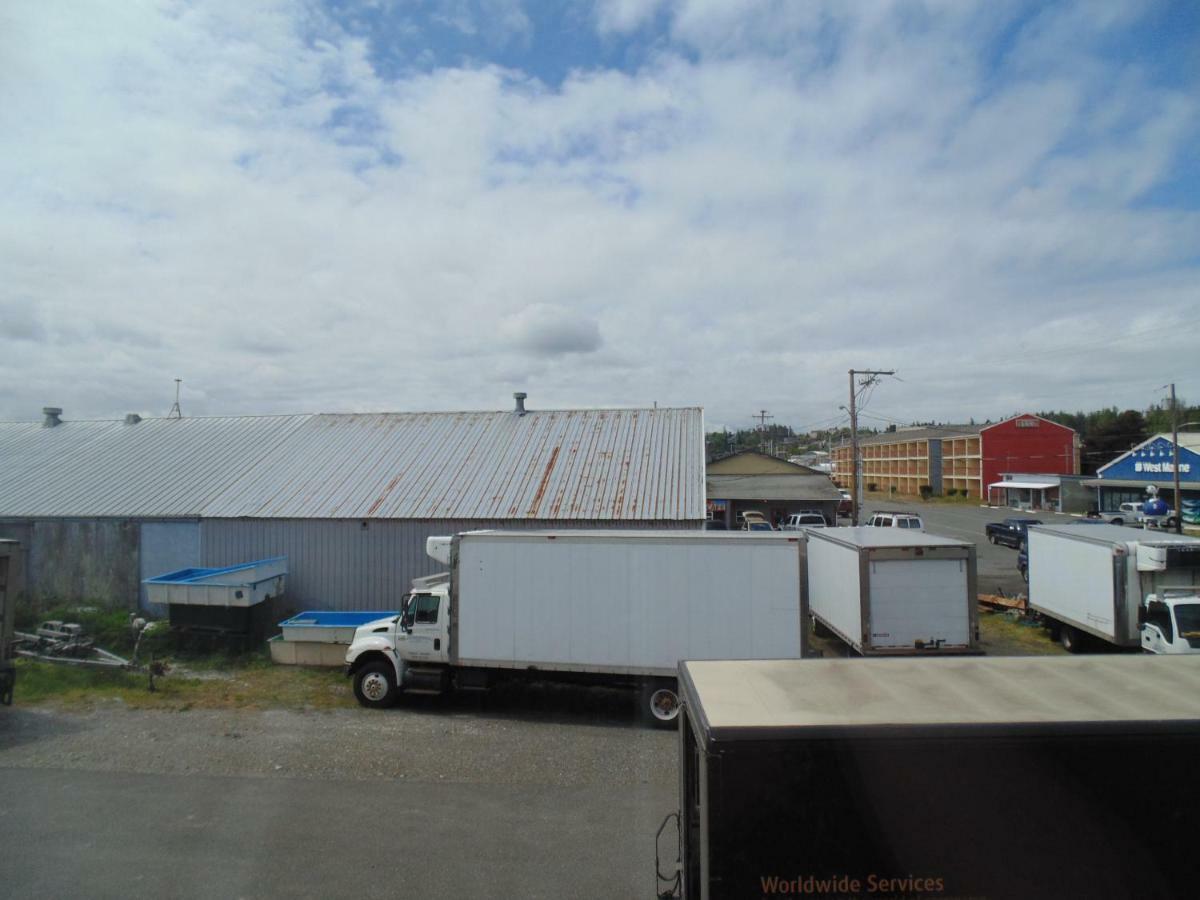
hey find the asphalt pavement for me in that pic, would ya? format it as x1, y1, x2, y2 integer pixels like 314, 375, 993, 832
0, 692, 677, 900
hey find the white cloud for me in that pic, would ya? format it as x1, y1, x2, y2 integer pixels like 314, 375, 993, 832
502, 303, 603, 355
594, 0, 671, 35
0, 0, 1196, 430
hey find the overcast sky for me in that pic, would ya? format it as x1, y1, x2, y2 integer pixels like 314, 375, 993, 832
2, 0, 1197, 433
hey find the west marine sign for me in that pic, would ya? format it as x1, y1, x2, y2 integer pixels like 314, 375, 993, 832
1098, 436, 1199, 482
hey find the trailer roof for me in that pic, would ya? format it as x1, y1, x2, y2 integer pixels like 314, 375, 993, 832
1030, 524, 1200, 545
681, 656, 1200, 742
455, 529, 804, 543
807, 526, 970, 549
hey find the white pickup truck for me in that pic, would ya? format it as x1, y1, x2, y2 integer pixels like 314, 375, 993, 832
1096, 500, 1178, 529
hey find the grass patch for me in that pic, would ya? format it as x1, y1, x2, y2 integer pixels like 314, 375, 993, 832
12, 658, 354, 712
978, 610, 1065, 656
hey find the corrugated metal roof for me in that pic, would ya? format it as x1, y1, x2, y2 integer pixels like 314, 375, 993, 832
0, 408, 705, 521
706, 473, 842, 502
838, 424, 983, 449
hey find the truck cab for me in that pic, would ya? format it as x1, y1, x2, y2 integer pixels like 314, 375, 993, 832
1141, 591, 1200, 654
397, 583, 450, 664
345, 573, 451, 707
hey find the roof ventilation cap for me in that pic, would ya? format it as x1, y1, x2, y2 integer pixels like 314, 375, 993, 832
42, 407, 62, 427
124, 413, 142, 425
513, 392, 527, 416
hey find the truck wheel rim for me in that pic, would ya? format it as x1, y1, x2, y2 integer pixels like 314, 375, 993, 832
362, 672, 389, 701
650, 689, 679, 721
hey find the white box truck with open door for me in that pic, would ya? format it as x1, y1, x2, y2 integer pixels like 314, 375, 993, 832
344, 530, 806, 723
805, 527, 978, 655
1027, 523, 1200, 653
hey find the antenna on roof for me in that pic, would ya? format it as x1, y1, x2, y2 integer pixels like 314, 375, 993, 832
168, 378, 183, 419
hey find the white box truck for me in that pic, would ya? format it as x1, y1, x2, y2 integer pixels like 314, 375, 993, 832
805, 527, 978, 655
1027, 523, 1200, 654
344, 530, 807, 721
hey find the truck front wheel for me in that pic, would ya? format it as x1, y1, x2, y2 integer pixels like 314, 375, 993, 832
353, 661, 397, 709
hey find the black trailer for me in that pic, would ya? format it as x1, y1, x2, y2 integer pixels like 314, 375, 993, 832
662, 656, 1200, 900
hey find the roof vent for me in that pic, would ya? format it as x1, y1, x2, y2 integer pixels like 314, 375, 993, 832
124, 413, 142, 425
513, 392, 527, 416
42, 407, 62, 428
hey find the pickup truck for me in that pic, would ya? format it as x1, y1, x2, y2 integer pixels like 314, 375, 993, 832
1090, 501, 1178, 528
985, 517, 1041, 548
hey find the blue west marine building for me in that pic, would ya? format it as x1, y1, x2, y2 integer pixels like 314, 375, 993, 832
1088, 433, 1200, 525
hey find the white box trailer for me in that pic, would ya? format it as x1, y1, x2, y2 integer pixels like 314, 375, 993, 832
805, 527, 978, 655
1027, 524, 1200, 653
345, 530, 807, 721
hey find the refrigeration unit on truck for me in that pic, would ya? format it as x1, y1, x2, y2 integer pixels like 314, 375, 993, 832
344, 530, 806, 722
1027, 524, 1200, 654
804, 527, 978, 655
658, 655, 1200, 900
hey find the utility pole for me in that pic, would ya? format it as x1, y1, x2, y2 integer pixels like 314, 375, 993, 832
848, 369, 895, 526
1170, 383, 1182, 534
752, 410, 773, 453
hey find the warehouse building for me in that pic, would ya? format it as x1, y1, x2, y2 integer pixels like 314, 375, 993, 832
706, 451, 841, 527
0, 400, 705, 613
1086, 433, 1200, 523
832, 414, 1079, 500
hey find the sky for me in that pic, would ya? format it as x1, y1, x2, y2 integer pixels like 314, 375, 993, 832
2, 0, 1198, 434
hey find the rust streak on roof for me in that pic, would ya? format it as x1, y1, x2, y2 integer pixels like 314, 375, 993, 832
367, 472, 404, 516
527, 445, 561, 517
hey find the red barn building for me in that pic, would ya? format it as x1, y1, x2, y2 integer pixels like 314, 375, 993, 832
980, 414, 1079, 498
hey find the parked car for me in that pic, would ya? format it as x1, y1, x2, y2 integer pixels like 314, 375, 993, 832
738, 510, 768, 527
985, 517, 1042, 548
745, 521, 775, 531
704, 519, 727, 530
864, 511, 924, 530
781, 511, 828, 531
837, 489, 852, 517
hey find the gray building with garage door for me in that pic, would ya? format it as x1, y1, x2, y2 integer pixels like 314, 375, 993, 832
0, 400, 705, 614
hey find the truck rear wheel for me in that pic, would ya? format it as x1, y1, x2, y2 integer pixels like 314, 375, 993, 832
1060, 625, 1086, 654
353, 661, 397, 709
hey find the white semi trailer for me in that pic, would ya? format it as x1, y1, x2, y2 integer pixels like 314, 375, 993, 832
344, 530, 807, 721
1027, 524, 1200, 654
804, 527, 978, 655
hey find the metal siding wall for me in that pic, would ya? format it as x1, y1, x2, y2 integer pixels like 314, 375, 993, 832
138, 522, 201, 614
199, 518, 696, 614
0, 518, 139, 610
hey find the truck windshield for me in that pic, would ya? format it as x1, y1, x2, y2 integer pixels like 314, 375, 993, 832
1175, 604, 1200, 639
